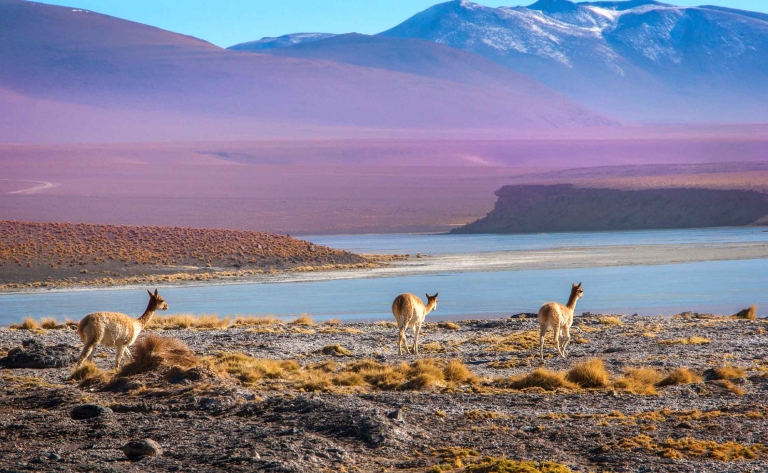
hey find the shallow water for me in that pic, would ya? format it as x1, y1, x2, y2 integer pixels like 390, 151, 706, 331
303, 227, 768, 255
1, 257, 765, 325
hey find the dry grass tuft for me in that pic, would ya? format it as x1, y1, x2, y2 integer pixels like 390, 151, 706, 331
659, 336, 711, 345
598, 316, 623, 325
565, 358, 610, 388
290, 314, 315, 326
499, 368, 578, 391
323, 318, 341, 326
714, 380, 746, 395
321, 344, 352, 357
211, 353, 300, 385
465, 458, 572, 473
438, 322, 461, 330
705, 366, 746, 380
614, 367, 664, 395
40, 318, 59, 329
148, 314, 230, 330
117, 335, 198, 377
231, 316, 283, 327
374, 320, 397, 328
9, 317, 41, 330
732, 305, 757, 320
657, 368, 702, 387
69, 360, 101, 381
620, 434, 764, 461
477, 330, 540, 352
443, 360, 477, 384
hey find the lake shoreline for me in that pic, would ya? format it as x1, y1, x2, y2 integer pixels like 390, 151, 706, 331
2, 241, 768, 295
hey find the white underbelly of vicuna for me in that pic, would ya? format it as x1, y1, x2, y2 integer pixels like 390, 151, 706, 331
100, 324, 135, 347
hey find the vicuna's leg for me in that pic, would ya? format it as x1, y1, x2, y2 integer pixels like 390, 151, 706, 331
398, 323, 409, 355
123, 347, 134, 362
114, 344, 127, 369
412, 323, 421, 355
76, 341, 98, 368
553, 329, 563, 358
561, 326, 572, 357
539, 323, 547, 361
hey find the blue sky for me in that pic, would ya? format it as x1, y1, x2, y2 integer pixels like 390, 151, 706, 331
34, 0, 768, 47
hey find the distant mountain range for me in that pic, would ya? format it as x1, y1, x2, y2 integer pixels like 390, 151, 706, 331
2, 0, 767, 143
232, 0, 768, 123
0, 0, 614, 143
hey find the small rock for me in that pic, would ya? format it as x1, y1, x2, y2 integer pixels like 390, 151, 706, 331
48, 453, 61, 461
122, 439, 163, 458
676, 421, 694, 429
387, 409, 405, 422
0, 339, 78, 368
71, 404, 112, 420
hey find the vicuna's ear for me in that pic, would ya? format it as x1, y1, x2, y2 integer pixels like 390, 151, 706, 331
147, 289, 153, 298
578, 282, 582, 287
426, 293, 430, 300
434, 292, 438, 298
154, 288, 159, 297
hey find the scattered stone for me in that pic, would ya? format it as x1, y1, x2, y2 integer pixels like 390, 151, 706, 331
0, 339, 78, 368
71, 404, 112, 420
387, 409, 405, 422
122, 439, 163, 458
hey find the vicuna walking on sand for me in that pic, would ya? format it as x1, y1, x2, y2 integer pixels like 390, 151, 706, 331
75, 289, 168, 369
391, 293, 438, 355
538, 283, 583, 361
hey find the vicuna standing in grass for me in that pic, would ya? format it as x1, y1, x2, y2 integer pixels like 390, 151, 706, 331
391, 293, 438, 355
75, 289, 168, 369
538, 283, 583, 361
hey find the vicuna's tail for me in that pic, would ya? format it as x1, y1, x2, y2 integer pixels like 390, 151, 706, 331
392, 295, 406, 316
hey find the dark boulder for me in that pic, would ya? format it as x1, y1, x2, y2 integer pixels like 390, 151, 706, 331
0, 339, 78, 368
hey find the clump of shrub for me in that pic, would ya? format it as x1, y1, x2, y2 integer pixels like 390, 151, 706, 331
9, 318, 41, 330
499, 368, 578, 391
321, 344, 352, 357
117, 334, 198, 377
658, 337, 711, 345
704, 366, 746, 381
148, 314, 230, 330
731, 305, 757, 320
598, 316, 623, 326
565, 358, 610, 388
619, 434, 763, 461
69, 360, 101, 381
465, 458, 572, 473
657, 368, 702, 387
614, 367, 664, 395
438, 322, 461, 330
290, 314, 315, 326
231, 316, 283, 327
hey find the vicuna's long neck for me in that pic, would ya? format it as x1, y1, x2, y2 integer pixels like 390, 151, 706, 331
425, 299, 437, 315
566, 290, 579, 312
137, 299, 157, 328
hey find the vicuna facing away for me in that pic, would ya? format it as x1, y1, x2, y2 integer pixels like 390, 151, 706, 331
75, 289, 168, 369
538, 283, 583, 361
391, 292, 438, 355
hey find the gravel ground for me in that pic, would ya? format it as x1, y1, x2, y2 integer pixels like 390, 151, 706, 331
1, 313, 767, 472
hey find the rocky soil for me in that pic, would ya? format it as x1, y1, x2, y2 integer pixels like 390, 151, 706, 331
1, 313, 767, 472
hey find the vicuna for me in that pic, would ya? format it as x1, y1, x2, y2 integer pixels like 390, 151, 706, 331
391, 292, 438, 355
538, 283, 583, 361
75, 289, 168, 369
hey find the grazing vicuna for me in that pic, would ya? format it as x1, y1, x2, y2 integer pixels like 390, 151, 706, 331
538, 283, 583, 361
75, 289, 168, 369
391, 293, 438, 355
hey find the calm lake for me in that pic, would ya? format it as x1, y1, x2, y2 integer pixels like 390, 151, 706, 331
1, 228, 766, 325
